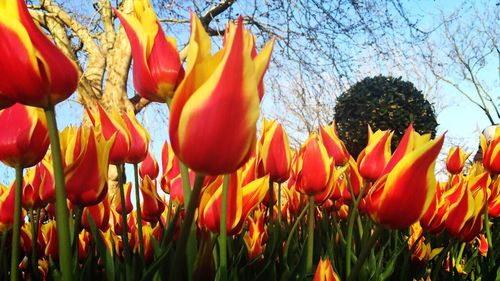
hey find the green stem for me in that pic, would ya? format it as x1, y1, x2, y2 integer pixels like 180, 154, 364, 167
166, 199, 173, 225
170, 174, 205, 280
218, 174, 230, 281
133, 164, 145, 260
277, 182, 282, 227
345, 181, 368, 277
484, 205, 493, 250
44, 107, 73, 281
456, 242, 466, 270
0, 231, 7, 277
179, 162, 192, 204
10, 166, 23, 281
305, 196, 315, 273
116, 164, 132, 277
347, 225, 383, 281
283, 201, 309, 260
268, 181, 274, 229
29, 208, 40, 281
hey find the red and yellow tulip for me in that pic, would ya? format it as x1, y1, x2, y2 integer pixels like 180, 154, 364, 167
0, 0, 78, 108
81, 195, 111, 232
140, 175, 165, 222
256, 119, 292, 183
122, 110, 150, 164
319, 121, 350, 166
480, 126, 500, 174
169, 14, 273, 175
198, 172, 269, 234
357, 127, 393, 181
59, 126, 113, 206
295, 133, 334, 196
0, 183, 15, 231
160, 141, 180, 194
488, 178, 500, 217
22, 166, 43, 209
0, 103, 49, 168
446, 146, 471, 175
312, 258, 341, 281
115, 0, 184, 102
139, 151, 159, 180
86, 104, 130, 165
111, 182, 133, 215
366, 135, 444, 229
243, 209, 267, 260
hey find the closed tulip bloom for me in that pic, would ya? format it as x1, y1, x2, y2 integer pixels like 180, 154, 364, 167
43, 220, 58, 260
319, 121, 350, 166
115, 0, 184, 102
446, 146, 471, 174
38, 159, 55, 203
60, 126, 113, 206
480, 126, 500, 174
0, 183, 15, 231
140, 175, 165, 222
477, 234, 488, 257
313, 258, 341, 281
139, 151, 159, 179
160, 141, 180, 194
366, 135, 444, 229
77, 230, 91, 261
243, 210, 267, 260
199, 172, 269, 234
0, 103, 49, 168
86, 104, 130, 165
357, 127, 393, 181
169, 14, 273, 175
123, 110, 150, 164
256, 119, 292, 183
295, 133, 334, 196
0, 0, 78, 108
489, 178, 500, 217
22, 166, 43, 209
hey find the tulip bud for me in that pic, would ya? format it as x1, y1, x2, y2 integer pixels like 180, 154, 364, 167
312, 258, 341, 281
60, 126, 113, 206
0, 103, 49, 168
111, 182, 133, 215
140, 176, 165, 222
357, 127, 393, 181
160, 141, 180, 194
480, 126, 500, 174
38, 159, 55, 203
446, 146, 471, 174
115, 0, 184, 102
81, 196, 111, 232
140, 151, 159, 179
243, 210, 267, 260
22, 166, 43, 209
0, 183, 16, 231
489, 178, 500, 218
169, 15, 273, 175
295, 133, 334, 196
256, 119, 292, 183
477, 234, 488, 257
0, 0, 78, 108
123, 110, 150, 164
43, 220, 58, 260
319, 121, 350, 166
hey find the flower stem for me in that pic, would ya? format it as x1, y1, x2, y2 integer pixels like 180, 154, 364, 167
484, 205, 493, 250
219, 174, 230, 281
431, 241, 454, 281
345, 181, 368, 277
268, 181, 274, 229
305, 196, 315, 273
29, 208, 40, 281
283, 201, 309, 260
0, 231, 7, 277
347, 225, 382, 281
133, 164, 145, 260
180, 162, 192, 203
116, 164, 132, 270
10, 166, 23, 281
44, 107, 73, 281
170, 174, 205, 280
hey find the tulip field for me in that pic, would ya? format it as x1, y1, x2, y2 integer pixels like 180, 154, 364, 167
0, 0, 499, 280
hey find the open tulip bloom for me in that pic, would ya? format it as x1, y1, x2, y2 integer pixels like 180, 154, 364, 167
0, 2, 499, 281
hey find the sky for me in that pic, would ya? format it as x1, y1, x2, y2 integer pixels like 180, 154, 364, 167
0, 0, 498, 185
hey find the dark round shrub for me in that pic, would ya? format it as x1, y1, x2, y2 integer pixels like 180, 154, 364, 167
334, 75, 438, 158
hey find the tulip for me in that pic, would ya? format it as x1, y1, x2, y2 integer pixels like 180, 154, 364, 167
256, 119, 292, 183
0, 183, 15, 231
139, 224, 162, 263
81, 195, 111, 232
115, 0, 184, 102
43, 221, 58, 260
357, 127, 393, 181
160, 141, 180, 194
169, 171, 196, 205
140, 176, 165, 222
489, 178, 500, 217
59, 126, 113, 206
477, 234, 488, 257
169, 14, 274, 175
480, 126, 500, 174
366, 135, 444, 229
446, 146, 471, 174
199, 172, 269, 234
295, 133, 334, 196
0, 0, 78, 108
139, 151, 159, 179
38, 159, 55, 203
122, 110, 150, 164
111, 182, 133, 215
319, 121, 350, 166
86, 104, 130, 165
313, 258, 341, 281
243, 210, 267, 260
22, 166, 43, 210
0, 103, 49, 168
77, 230, 91, 261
